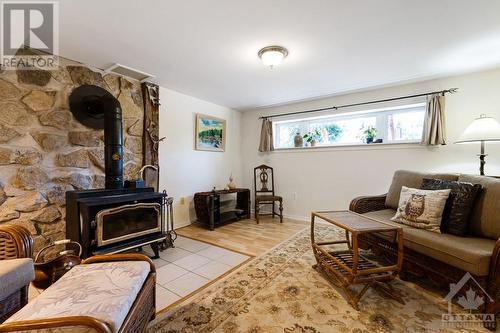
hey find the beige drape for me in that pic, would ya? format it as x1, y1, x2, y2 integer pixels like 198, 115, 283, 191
258, 118, 274, 152
421, 94, 446, 145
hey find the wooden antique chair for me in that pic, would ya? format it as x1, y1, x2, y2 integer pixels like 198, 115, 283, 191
254, 164, 283, 223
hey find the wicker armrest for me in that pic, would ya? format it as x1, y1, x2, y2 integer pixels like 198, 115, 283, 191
349, 194, 387, 214
0, 316, 112, 333
489, 238, 500, 284
0, 225, 33, 261
82, 253, 156, 273
486, 238, 500, 314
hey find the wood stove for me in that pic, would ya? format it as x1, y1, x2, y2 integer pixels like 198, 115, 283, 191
65, 85, 173, 259
66, 188, 169, 258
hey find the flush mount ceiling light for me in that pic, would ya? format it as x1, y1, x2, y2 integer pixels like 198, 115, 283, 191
258, 46, 288, 69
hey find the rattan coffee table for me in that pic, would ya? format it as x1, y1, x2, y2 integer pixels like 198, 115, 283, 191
311, 210, 404, 309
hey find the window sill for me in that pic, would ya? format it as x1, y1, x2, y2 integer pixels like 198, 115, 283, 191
272, 142, 437, 153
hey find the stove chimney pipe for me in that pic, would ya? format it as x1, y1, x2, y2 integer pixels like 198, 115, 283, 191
102, 95, 124, 189
69, 85, 124, 189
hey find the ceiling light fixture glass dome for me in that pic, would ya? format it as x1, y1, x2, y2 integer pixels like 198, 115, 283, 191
258, 46, 288, 69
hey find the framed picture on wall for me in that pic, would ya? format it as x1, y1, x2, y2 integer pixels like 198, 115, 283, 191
195, 113, 226, 152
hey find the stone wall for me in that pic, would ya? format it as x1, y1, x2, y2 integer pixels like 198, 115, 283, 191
0, 53, 144, 254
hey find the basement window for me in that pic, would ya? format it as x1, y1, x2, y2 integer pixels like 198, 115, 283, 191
273, 103, 426, 149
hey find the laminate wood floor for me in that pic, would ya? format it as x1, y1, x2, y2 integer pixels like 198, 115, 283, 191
175, 217, 309, 256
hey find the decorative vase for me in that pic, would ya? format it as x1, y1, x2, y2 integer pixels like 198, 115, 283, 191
227, 175, 236, 189
310, 140, 316, 147
366, 137, 374, 144
294, 133, 303, 147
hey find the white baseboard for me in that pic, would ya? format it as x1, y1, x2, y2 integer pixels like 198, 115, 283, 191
282, 213, 309, 222
173, 220, 192, 229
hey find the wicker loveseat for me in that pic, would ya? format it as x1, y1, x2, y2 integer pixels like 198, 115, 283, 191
0, 225, 34, 323
350, 170, 499, 327
0, 226, 156, 333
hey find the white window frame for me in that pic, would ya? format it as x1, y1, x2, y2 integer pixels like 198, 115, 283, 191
273, 102, 426, 150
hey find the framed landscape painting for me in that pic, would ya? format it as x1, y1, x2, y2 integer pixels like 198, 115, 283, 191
195, 113, 226, 152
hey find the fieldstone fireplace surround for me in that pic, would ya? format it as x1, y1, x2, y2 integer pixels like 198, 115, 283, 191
0, 48, 158, 255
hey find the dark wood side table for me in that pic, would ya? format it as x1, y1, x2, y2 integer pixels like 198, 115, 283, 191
311, 210, 404, 309
194, 188, 251, 230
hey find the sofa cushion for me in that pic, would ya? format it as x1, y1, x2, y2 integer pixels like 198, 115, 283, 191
0, 258, 34, 300
6, 261, 150, 333
421, 178, 482, 236
363, 209, 495, 276
458, 174, 500, 239
385, 170, 458, 209
391, 186, 451, 233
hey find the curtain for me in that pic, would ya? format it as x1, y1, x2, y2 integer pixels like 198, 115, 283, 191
421, 94, 446, 145
258, 118, 274, 152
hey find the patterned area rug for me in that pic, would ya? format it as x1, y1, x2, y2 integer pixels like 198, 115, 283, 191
149, 225, 490, 333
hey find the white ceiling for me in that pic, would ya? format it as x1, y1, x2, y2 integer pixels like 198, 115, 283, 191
58, 0, 500, 110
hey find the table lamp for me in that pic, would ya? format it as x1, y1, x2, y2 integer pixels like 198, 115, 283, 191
455, 114, 500, 175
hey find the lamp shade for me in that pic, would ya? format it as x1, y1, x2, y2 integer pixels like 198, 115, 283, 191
456, 114, 500, 143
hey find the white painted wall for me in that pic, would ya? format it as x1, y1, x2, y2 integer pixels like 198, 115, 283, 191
158, 87, 242, 228
240, 68, 500, 221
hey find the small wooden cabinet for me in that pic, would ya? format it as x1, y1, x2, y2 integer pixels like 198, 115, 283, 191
194, 188, 251, 230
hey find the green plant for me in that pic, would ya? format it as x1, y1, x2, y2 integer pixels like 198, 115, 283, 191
325, 124, 343, 142
362, 126, 377, 141
303, 129, 321, 143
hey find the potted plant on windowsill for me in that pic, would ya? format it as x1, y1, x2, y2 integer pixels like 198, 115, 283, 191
362, 126, 377, 144
303, 130, 321, 147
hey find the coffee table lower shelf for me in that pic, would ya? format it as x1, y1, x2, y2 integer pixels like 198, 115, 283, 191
313, 248, 395, 284
311, 210, 405, 310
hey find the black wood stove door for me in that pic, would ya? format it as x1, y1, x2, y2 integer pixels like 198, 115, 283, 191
95, 202, 161, 247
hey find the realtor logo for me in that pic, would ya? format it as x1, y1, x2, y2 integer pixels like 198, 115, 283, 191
442, 272, 495, 329
1, 1, 58, 69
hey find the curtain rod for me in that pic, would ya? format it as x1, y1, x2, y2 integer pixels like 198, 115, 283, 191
259, 88, 458, 120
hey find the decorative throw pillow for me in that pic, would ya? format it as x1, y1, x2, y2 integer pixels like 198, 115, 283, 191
421, 178, 482, 236
391, 186, 451, 233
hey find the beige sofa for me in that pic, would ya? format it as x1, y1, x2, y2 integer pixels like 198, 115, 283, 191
349, 170, 499, 328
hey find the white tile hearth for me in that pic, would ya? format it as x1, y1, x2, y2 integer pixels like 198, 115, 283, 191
151, 236, 251, 311
156, 285, 181, 310
172, 253, 211, 271
196, 245, 234, 260
156, 263, 189, 286
151, 257, 169, 269
193, 261, 232, 279
158, 247, 192, 262
163, 272, 209, 297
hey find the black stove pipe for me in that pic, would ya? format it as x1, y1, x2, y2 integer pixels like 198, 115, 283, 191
69, 85, 124, 190
102, 96, 124, 189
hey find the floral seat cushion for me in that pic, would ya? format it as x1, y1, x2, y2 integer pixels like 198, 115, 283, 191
6, 261, 150, 333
